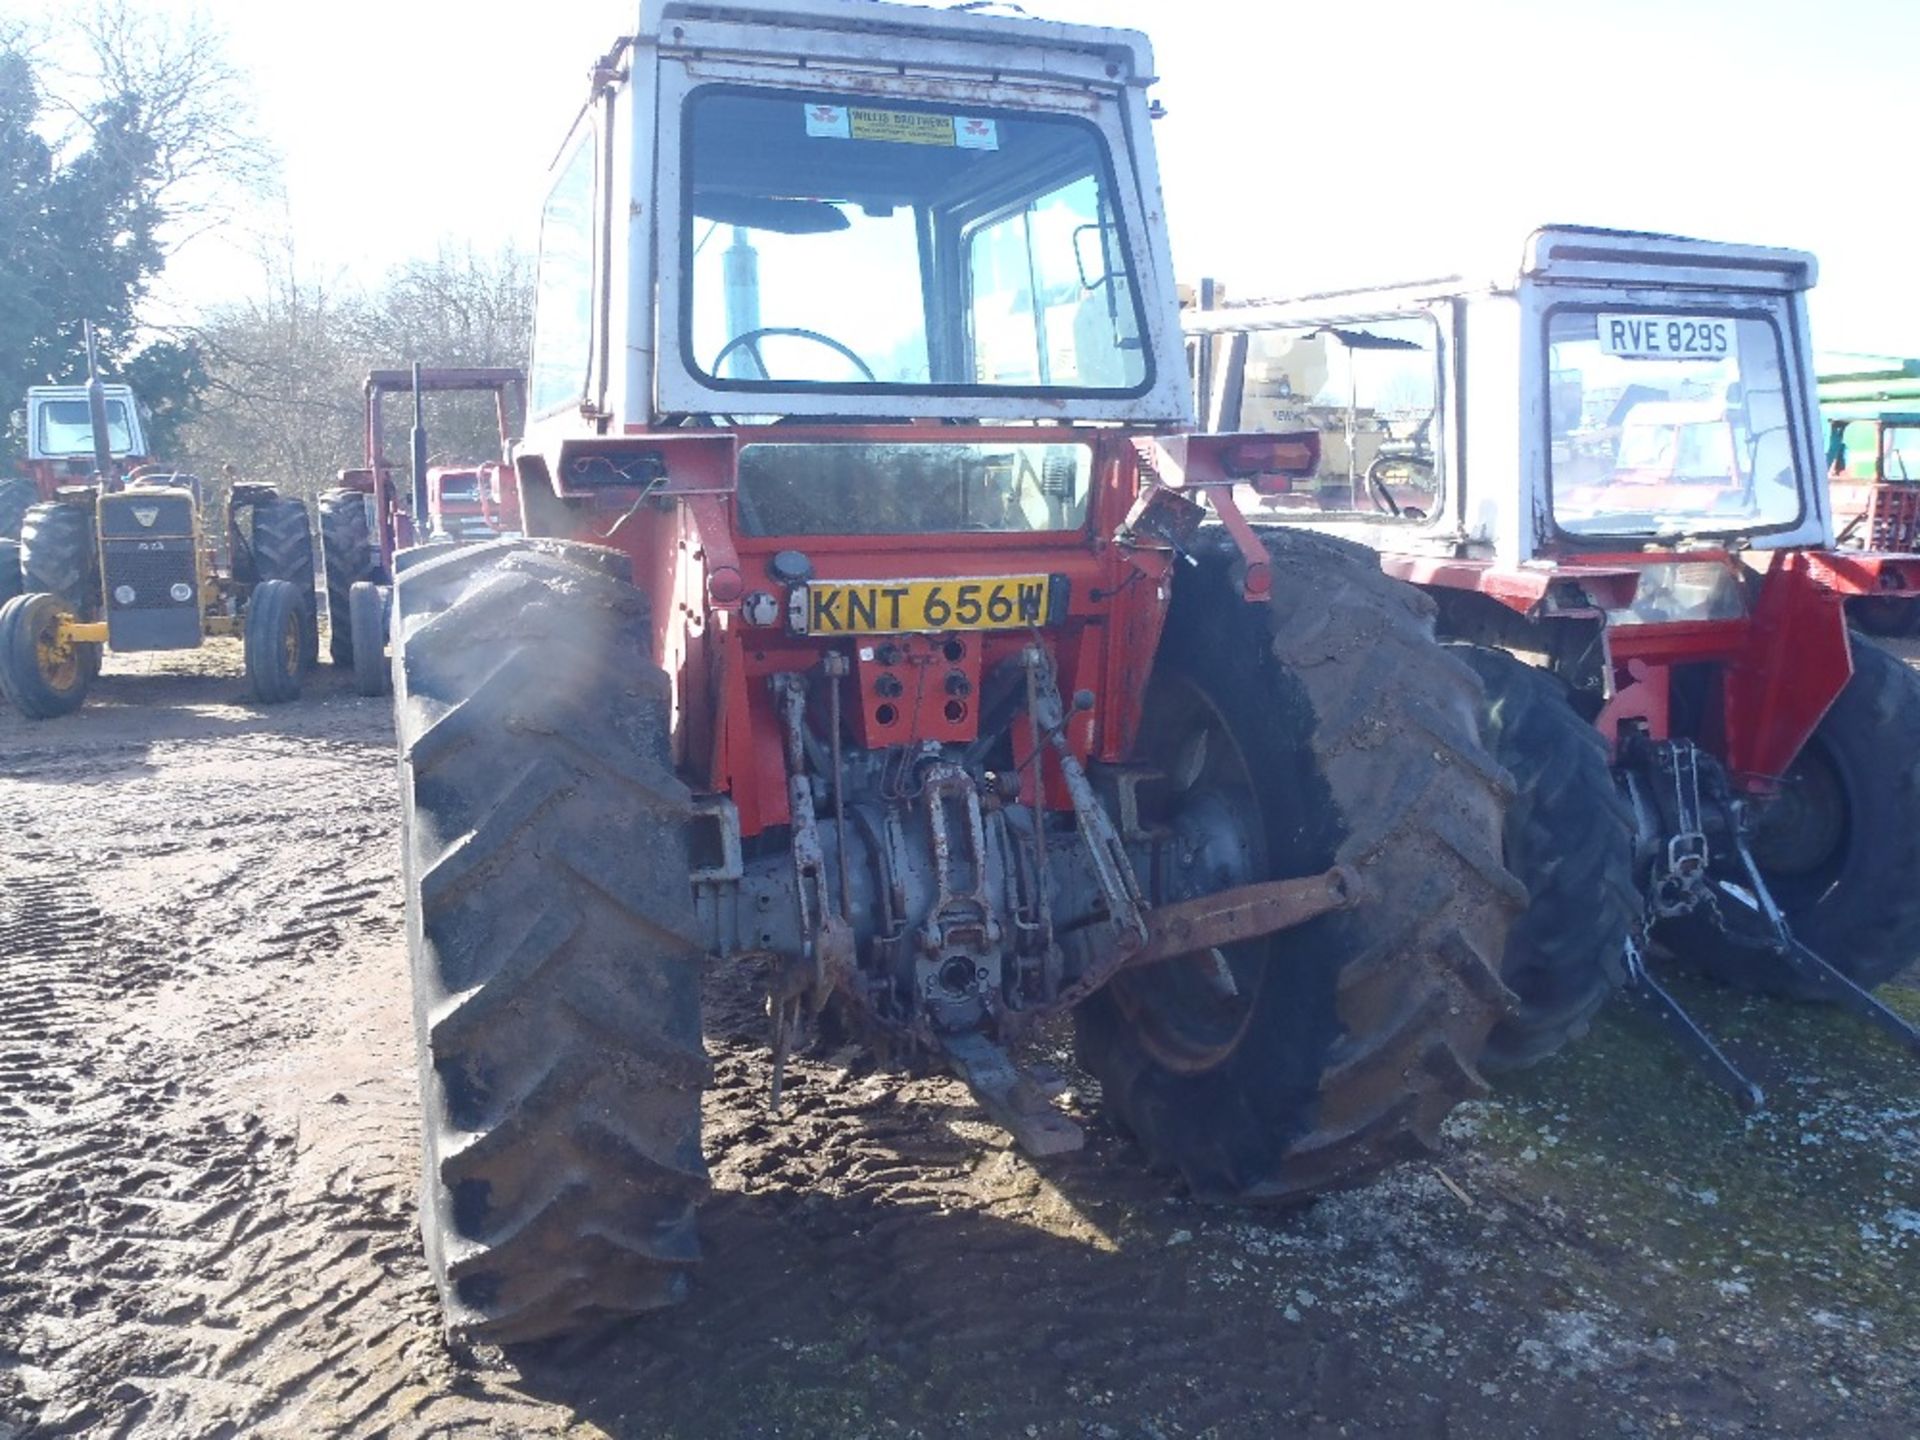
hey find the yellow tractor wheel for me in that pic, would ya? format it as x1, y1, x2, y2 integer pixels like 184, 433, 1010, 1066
244, 579, 306, 705
0, 592, 96, 719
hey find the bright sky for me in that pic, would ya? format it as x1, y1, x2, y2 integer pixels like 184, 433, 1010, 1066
93, 0, 1920, 355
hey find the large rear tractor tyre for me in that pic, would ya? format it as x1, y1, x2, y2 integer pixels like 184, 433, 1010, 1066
1076, 529, 1521, 1203
0, 477, 33, 540
1450, 645, 1636, 1071
1844, 595, 1920, 639
1693, 635, 1920, 996
251, 497, 319, 672
20, 501, 100, 618
243, 578, 305, 705
0, 539, 21, 606
320, 488, 379, 666
393, 539, 709, 1344
349, 581, 388, 696
0, 592, 93, 719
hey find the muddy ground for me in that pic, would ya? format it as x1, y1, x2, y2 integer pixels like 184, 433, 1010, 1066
1, 639, 1917, 1440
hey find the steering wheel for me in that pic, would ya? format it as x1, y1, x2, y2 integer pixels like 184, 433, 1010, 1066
711, 326, 877, 383
1363, 453, 1405, 517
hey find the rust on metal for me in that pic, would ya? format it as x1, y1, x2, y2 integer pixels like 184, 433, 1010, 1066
1123, 865, 1361, 971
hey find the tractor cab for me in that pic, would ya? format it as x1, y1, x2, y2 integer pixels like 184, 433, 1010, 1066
4, 384, 152, 542
1187, 226, 1831, 561
24, 382, 148, 482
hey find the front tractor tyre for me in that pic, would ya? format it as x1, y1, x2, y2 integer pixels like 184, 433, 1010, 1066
392, 539, 709, 1344
0, 592, 94, 719
250, 496, 320, 671
348, 581, 388, 696
1076, 530, 1522, 1203
1451, 645, 1636, 1070
320, 487, 380, 666
244, 579, 306, 705
1700, 634, 1920, 995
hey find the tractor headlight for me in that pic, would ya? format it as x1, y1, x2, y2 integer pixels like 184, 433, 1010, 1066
170, 582, 193, 603
114, 584, 136, 605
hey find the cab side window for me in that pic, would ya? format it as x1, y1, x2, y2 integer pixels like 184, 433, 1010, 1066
1227, 315, 1443, 522
529, 138, 596, 417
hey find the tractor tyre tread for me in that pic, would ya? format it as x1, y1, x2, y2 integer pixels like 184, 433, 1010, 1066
393, 537, 708, 1345
0, 477, 34, 542
0, 539, 21, 607
19, 501, 101, 616
244, 578, 305, 704
250, 497, 318, 670
1449, 644, 1636, 1070
1078, 527, 1521, 1204
0, 591, 93, 718
1700, 634, 1920, 995
349, 581, 388, 696
321, 488, 379, 666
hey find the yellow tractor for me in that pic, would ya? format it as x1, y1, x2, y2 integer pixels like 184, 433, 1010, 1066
0, 337, 318, 718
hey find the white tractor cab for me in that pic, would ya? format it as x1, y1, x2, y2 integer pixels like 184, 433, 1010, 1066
1186, 226, 1920, 1109
2, 383, 154, 543
26, 382, 148, 469
513, 0, 1189, 474
1186, 226, 1840, 562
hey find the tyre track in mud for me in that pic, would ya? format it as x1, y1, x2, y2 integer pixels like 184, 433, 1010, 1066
3, 655, 1919, 1439
0, 674, 448, 1438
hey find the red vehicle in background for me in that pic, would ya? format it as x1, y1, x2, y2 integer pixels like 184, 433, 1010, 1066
426, 459, 521, 542
317, 366, 524, 694
1187, 226, 1920, 1109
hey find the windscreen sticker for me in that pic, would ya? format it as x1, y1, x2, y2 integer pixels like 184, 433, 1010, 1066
802, 103, 999, 150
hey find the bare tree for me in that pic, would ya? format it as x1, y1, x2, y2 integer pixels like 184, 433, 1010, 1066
43, 1, 279, 251
179, 239, 533, 503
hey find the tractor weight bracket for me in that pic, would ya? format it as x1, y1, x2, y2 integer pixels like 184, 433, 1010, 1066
1120, 865, 1361, 972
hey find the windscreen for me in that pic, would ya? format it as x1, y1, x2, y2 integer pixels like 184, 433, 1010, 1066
1547, 310, 1803, 538
684, 89, 1149, 396
37, 398, 133, 456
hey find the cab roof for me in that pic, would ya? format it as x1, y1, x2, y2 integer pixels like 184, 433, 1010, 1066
641, 0, 1156, 83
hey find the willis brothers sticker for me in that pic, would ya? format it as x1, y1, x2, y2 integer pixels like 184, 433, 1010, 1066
804, 104, 999, 150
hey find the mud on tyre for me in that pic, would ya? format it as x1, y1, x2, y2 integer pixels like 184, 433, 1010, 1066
1450, 644, 1635, 1071
1076, 528, 1521, 1203
392, 539, 709, 1344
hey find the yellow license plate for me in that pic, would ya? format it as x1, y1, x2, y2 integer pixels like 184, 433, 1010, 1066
797, 576, 1052, 635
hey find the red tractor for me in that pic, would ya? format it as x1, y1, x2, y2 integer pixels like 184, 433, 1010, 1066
426, 461, 521, 542
379, 0, 1524, 1343
1186, 227, 1920, 1106
317, 366, 524, 695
